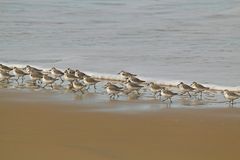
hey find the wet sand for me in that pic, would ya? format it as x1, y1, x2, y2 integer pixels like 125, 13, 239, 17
1, 90, 240, 160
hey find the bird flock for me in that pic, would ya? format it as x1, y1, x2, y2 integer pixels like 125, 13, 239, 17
0, 63, 240, 105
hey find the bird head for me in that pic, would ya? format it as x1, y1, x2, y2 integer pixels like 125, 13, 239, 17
147, 82, 154, 86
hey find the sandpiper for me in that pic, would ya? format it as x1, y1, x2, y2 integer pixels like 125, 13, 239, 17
42, 74, 58, 88
0, 64, 13, 73
161, 88, 178, 103
128, 76, 145, 84
118, 71, 137, 80
83, 76, 100, 90
72, 80, 86, 94
67, 68, 75, 75
75, 70, 87, 80
64, 70, 78, 83
29, 71, 43, 85
13, 67, 28, 83
148, 82, 164, 98
0, 70, 14, 83
25, 65, 42, 73
125, 80, 144, 93
191, 82, 209, 99
223, 89, 240, 105
104, 82, 123, 99
177, 82, 195, 97
50, 67, 64, 82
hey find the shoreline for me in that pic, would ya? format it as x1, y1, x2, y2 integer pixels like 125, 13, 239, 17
0, 87, 239, 112
1, 63, 240, 92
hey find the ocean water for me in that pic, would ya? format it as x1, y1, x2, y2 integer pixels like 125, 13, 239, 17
1, 0, 240, 88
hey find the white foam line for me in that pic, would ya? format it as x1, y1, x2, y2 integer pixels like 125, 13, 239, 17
85, 71, 123, 81
204, 84, 240, 92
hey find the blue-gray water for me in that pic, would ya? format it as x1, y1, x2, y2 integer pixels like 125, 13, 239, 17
1, 0, 240, 87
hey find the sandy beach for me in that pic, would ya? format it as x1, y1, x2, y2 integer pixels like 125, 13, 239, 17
1, 89, 240, 160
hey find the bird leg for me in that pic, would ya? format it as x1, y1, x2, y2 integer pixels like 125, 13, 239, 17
43, 84, 48, 88
169, 98, 172, 103
79, 89, 84, 94
187, 92, 191, 98
60, 76, 64, 82
15, 77, 20, 82
21, 76, 25, 83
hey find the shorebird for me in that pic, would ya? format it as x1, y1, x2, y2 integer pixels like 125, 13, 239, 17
83, 76, 100, 90
25, 65, 42, 73
0, 64, 12, 73
75, 70, 87, 80
191, 82, 209, 99
125, 80, 144, 93
42, 74, 58, 88
0, 70, 14, 83
50, 67, 64, 82
64, 70, 78, 83
177, 82, 195, 97
161, 88, 178, 103
118, 71, 137, 80
147, 82, 164, 98
67, 68, 75, 75
13, 67, 28, 83
29, 71, 43, 85
104, 82, 123, 99
72, 80, 86, 94
223, 89, 240, 105
128, 76, 145, 84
